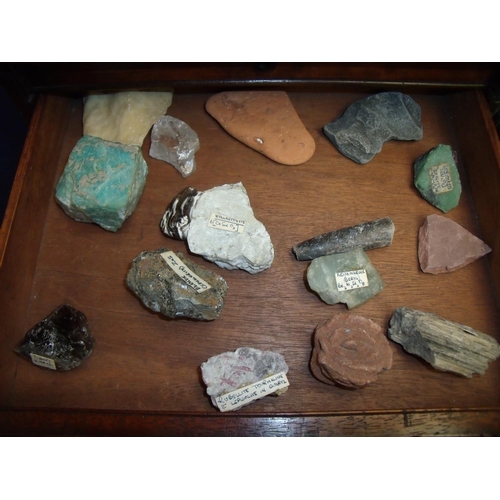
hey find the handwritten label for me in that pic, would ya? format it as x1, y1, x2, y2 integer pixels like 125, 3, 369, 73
429, 163, 453, 194
208, 213, 246, 233
160, 251, 212, 293
30, 353, 57, 370
215, 371, 289, 412
335, 269, 369, 291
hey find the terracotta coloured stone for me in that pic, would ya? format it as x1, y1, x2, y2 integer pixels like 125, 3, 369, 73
205, 91, 315, 165
418, 214, 491, 274
310, 313, 393, 388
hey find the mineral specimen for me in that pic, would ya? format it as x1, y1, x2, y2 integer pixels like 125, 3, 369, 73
418, 214, 491, 274
306, 248, 384, 309
205, 91, 315, 165
310, 313, 393, 388
149, 115, 200, 177
83, 91, 173, 146
323, 92, 423, 164
388, 307, 500, 377
161, 182, 274, 274
14, 304, 95, 371
126, 248, 228, 320
414, 144, 462, 212
201, 346, 289, 412
293, 217, 395, 261
55, 135, 147, 232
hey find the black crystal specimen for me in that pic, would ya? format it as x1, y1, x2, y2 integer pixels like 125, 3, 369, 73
14, 304, 95, 371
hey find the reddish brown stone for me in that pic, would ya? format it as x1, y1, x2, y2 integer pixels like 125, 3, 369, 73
205, 91, 315, 165
418, 214, 491, 274
310, 313, 393, 389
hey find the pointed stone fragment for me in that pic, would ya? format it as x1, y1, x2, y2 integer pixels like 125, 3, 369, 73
206, 91, 315, 165
418, 214, 491, 274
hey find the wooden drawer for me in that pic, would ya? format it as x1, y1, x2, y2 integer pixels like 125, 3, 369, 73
1, 64, 499, 436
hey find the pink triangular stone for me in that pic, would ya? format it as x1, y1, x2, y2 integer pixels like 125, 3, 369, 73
418, 214, 491, 274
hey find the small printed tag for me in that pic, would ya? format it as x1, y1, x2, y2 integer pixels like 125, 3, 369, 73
208, 213, 246, 233
30, 353, 57, 370
160, 251, 212, 293
429, 163, 453, 194
335, 269, 369, 291
215, 371, 290, 412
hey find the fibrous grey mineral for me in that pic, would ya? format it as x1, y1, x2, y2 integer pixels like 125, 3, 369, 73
323, 92, 423, 164
149, 115, 200, 178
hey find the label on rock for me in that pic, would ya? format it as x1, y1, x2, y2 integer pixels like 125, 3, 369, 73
335, 269, 369, 291
30, 353, 57, 370
429, 163, 453, 194
215, 371, 290, 412
160, 251, 212, 293
208, 213, 246, 233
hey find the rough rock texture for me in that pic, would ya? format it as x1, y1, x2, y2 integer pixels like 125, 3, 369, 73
293, 217, 394, 260
126, 248, 228, 321
388, 307, 500, 377
161, 182, 274, 274
307, 248, 384, 309
55, 135, 148, 232
14, 304, 95, 371
206, 91, 315, 165
149, 115, 200, 177
310, 313, 393, 388
418, 214, 491, 274
414, 144, 462, 212
324, 92, 423, 164
201, 346, 289, 411
83, 91, 173, 146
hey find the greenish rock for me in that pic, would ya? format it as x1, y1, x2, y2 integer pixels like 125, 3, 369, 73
413, 144, 461, 213
306, 248, 384, 309
55, 135, 148, 232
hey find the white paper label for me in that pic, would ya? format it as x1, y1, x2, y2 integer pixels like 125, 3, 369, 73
429, 163, 453, 194
215, 371, 290, 412
335, 269, 369, 291
30, 353, 57, 370
208, 213, 246, 233
160, 251, 212, 293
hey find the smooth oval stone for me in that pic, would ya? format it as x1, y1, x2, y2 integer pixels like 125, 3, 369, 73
206, 91, 315, 165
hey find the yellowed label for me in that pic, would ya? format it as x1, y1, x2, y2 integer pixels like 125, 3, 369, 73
30, 353, 57, 370
208, 213, 245, 233
160, 251, 212, 293
429, 163, 453, 194
335, 269, 369, 291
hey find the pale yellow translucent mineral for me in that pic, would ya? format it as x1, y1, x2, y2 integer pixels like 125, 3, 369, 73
83, 91, 173, 146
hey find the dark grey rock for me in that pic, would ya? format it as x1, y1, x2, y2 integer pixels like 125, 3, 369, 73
324, 92, 423, 164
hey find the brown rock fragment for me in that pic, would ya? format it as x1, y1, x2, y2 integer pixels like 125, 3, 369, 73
418, 214, 491, 274
205, 91, 315, 165
310, 313, 393, 389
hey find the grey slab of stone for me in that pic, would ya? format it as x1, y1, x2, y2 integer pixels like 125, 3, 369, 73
323, 92, 423, 164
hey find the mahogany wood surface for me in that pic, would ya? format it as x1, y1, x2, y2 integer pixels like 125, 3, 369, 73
0, 90, 499, 436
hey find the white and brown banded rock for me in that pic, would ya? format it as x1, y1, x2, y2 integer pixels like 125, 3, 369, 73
388, 307, 500, 377
418, 214, 491, 274
206, 91, 315, 165
293, 217, 395, 261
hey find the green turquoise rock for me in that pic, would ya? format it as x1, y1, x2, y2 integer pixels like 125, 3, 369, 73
306, 247, 384, 309
413, 144, 461, 213
55, 135, 148, 231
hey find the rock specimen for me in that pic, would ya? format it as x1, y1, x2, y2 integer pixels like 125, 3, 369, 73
149, 115, 200, 177
307, 248, 384, 309
201, 346, 289, 411
55, 135, 147, 232
388, 307, 500, 377
414, 144, 462, 212
323, 92, 423, 164
293, 217, 395, 261
161, 182, 274, 274
205, 91, 315, 165
83, 91, 173, 146
310, 313, 393, 388
14, 304, 95, 371
418, 214, 491, 274
126, 248, 228, 321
